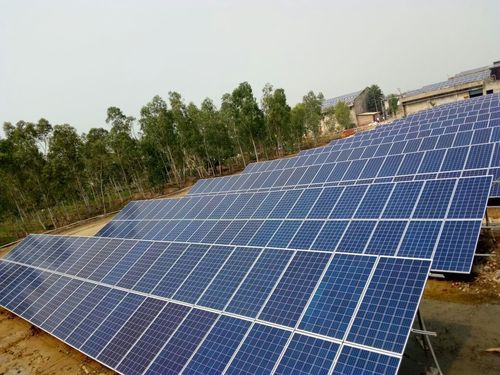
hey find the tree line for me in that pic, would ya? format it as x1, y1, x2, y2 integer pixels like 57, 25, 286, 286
0, 81, 386, 241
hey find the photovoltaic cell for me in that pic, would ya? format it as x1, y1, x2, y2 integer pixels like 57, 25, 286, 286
365, 221, 407, 256
332, 345, 400, 375
225, 324, 291, 375
146, 308, 218, 374
226, 248, 291, 317
433, 220, 482, 273
299, 254, 376, 338
117, 303, 190, 374
183, 316, 251, 374
259, 251, 331, 327
197, 248, 261, 310
336, 221, 376, 253
347, 258, 430, 353
274, 333, 340, 375
310, 221, 349, 251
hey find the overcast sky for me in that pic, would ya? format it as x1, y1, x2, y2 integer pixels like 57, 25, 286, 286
1, 0, 499, 136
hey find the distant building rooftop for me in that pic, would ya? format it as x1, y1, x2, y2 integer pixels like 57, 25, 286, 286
322, 90, 363, 110
403, 65, 493, 98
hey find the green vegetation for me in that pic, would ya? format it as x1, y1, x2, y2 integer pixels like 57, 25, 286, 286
334, 101, 352, 129
387, 94, 399, 117
0, 81, 332, 245
366, 84, 385, 113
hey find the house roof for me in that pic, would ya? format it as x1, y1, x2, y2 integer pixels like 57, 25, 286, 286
322, 90, 363, 110
403, 65, 492, 98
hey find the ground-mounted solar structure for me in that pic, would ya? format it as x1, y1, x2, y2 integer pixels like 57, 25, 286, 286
97, 175, 491, 274
1, 234, 432, 374
0, 93, 498, 374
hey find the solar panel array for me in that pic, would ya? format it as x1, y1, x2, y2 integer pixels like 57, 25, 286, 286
0, 93, 496, 375
189, 93, 500, 197
322, 90, 363, 110
97, 176, 491, 273
1, 234, 430, 374
403, 68, 491, 97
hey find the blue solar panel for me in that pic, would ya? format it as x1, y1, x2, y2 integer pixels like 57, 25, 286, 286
355, 183, 393, 218
225, 324, 290, 375
197, 247, 260, 310
332, 345, 401, 375
288, 221, 325, 250
448, 176, 492, 218
258, 251, 330, 327
226, 248, 291, 317
152, 244, 209, 298
413, 179, 456, 218
433, 220, 482, 273
308, 187, 343, 219
67, 289, 123, 346
173, 245, 232, 304
81, 292, 145, 358
299, 254, 376, 338
347, 257, 430, 353
117, 303, 190, 374
310, 221, 349, 251
365, 221, 407, 256
336, 221, 376, 253
183, 316, 251, 374
274, 334, 340, 375
98, 298, 165, 367
330, 185, 368, 218
146, 308, 218, 374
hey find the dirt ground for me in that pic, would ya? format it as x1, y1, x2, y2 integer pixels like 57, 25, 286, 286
1, 202, 499, 374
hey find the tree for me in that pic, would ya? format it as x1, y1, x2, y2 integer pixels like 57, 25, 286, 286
302, 91, 324, 143
82, 128, 112, 210
139, 95, 182, 185
191, 98, 234, 175
221, 82, 265, 165
322, 105, 337, 132
46, 124, 86, 204
366, 84, 384, 113
106, 106, 144, 192
262, 83, 291, 155
290, 103, 306, 149
387, 94, 399, 117
169, 91, 204, 177
334, 101, 352, 129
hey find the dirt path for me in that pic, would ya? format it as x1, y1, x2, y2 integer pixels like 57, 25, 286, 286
400, 299, 500, 374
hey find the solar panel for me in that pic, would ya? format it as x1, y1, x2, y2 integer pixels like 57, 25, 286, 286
96, 176, 491, 273
1, 238, 431, 375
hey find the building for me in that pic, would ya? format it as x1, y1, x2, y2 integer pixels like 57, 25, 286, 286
401, 60, 500, 116
321, 88, 370, 128
356, 111, 379, 126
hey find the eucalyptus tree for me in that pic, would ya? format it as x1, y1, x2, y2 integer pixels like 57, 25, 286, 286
105, 106, 143, 191
139, 95, 182, 185
168, 92, 204, 177
46, 124, 88, 206
302, 91, 324, 144
222, 82, 265, 165
193, 98, 234, 175
1, 121, 47, 219
81, 128, 113, 209
290, 103, 307, 150
262, 83, 291, 155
